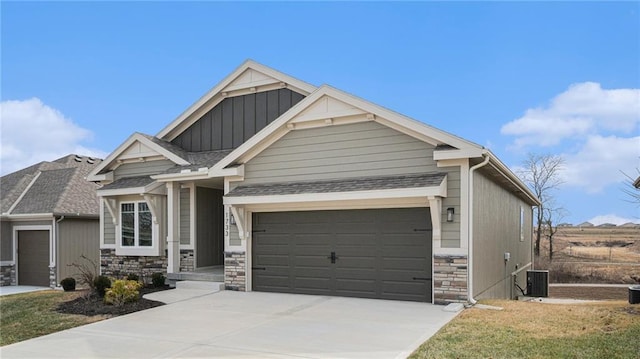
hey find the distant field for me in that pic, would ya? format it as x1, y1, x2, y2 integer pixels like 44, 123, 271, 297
537, 226, 640, 284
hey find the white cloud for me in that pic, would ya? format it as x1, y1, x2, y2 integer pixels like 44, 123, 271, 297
501, 82, 640, 147
562, 135, 640, 193
588, 214, 639, 226
0, 98, 107, 175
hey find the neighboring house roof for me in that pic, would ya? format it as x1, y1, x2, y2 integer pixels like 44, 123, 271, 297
227, 173, 447, 197
578, 222, 594, 227
1, 155, 102, 217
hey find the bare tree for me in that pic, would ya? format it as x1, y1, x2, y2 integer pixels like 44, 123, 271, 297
542, 204, 567, 261
621, 169, 640, 205
518, 153, 564, 257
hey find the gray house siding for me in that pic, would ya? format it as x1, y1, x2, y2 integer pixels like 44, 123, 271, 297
172, 89, 306, 151
103, 203, 116, 245
472, 170, 533, 299
57, 218, 100, 284
196, 187, 224, 267
114, 160, 174, 181
241, 121, 462, 247
179, 188, 191, 246
1, 220, 12, 261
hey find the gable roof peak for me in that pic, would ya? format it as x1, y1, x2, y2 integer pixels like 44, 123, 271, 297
156, 59, 317, 141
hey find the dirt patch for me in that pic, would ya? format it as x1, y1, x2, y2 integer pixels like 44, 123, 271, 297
57, 286, 172, 317
549, 286, 631, 301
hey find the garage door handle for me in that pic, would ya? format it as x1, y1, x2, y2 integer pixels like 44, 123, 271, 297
327, 252, 339, 264
412, 277, 431, 281
252, 267, 266, 271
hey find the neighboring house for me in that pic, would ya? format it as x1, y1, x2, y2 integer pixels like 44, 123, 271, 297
1, 155, 102, 287
87, 60, 539, 304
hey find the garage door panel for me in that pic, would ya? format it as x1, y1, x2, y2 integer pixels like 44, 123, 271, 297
18, 230, 50, 287
252, 208, 432, 302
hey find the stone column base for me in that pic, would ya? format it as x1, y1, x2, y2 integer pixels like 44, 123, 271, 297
224, 251, 246, 291
433, 255, 468, 304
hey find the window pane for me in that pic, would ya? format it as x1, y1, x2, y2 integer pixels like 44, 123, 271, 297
138, 203, 152, 247
122, 212, 135, 246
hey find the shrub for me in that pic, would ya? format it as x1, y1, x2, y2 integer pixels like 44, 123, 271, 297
67, 254, 98, 290
104, 279, 142, 306
126, 273, 140, 282
94, 275, 111, 297
60, 277, 76, 291
151, 272, 166, 288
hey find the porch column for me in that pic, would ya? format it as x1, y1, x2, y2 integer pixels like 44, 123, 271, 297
166, 182, 180, 274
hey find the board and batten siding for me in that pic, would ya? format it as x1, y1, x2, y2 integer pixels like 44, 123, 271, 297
179, 188, 191, 246
57, 219, 100, 282
113, 160, 175, 181
172, 89, 305, 152
1, 220, 12, 261
241, 121, 462, 248
103, 203, 116, 245
472, 170, 533, 300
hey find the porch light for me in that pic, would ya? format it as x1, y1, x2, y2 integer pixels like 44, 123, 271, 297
446, 207, 455, 222
229, 214, 236, 225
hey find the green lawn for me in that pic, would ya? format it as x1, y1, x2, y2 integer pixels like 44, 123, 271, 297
410, 300, 640, 359
0, 290, 104, 346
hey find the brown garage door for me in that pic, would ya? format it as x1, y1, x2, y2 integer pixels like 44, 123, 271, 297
252, 208, 432, 302
18, 230, 50, 286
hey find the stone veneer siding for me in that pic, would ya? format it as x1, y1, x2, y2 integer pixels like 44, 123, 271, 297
0, 265, 16, 286
433, 255, 468, 305
180, 249, 195, 272
100, 249, 168, 283
224, 251, 246, 291
49, 266, 57, 288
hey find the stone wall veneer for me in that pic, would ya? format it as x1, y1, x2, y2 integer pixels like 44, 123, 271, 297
224, 251, 245, 291
0, 265, 16, 286
433, 255, 468, 304
100, 249, 168, 283
180, 249, 195, 272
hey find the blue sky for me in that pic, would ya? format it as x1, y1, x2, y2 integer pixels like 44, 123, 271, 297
1, 1, 639, 225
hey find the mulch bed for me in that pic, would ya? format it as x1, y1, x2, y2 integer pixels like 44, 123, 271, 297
56, 286, 173, 317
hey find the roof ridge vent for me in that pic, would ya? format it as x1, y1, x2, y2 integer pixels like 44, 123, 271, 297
87, 158, 95, 164
74, 155, 83, 162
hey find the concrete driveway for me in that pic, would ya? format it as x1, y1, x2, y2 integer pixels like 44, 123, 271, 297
0, 291, 459, 359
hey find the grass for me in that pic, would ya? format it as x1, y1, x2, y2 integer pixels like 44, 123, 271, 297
0, 290, 106, 346
410, 300, 640, 359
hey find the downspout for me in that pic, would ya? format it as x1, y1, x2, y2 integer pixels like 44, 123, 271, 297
467, 153, 490, 305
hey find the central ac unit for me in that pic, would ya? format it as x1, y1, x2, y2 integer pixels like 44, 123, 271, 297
527, 270, 549, 297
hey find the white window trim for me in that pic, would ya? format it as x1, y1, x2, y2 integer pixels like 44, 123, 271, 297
116, 200, 161, 256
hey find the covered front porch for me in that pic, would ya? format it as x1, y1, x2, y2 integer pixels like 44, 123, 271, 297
162, 174, 231, 283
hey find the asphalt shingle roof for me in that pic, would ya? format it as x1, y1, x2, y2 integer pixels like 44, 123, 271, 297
161, 149, 234, 174
1, 155, 103, 216
100, 176, 156, 190
226, 172, 447, 197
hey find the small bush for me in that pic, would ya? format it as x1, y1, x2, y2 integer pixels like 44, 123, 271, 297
60, 277, 76, 291
104, 279, 142, 306
151, 272, 166, 288
94, 275, 111, 297
126, 273, 140, 282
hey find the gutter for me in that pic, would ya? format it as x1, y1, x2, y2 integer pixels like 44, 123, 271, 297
467, 152, 490, 306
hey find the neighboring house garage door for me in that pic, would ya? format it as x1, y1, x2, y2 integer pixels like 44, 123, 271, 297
18, 230, 50, 287
252, 208, 432, 302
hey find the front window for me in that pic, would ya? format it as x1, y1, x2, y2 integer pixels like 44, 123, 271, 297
121, 202, 153, 247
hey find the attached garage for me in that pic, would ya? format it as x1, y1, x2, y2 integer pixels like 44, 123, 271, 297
17, 230, 50, 287
251, 208, 432, 302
